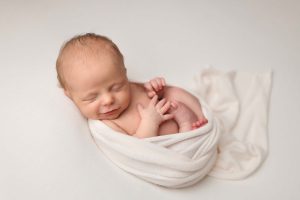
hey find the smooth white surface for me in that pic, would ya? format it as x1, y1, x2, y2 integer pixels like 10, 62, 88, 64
0, 0, 299, 199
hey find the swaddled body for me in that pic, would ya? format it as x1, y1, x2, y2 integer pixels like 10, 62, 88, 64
56, 33, 272, 187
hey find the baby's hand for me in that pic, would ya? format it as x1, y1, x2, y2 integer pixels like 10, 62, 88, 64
144, 77, 166, 98
137, 95, 173, 125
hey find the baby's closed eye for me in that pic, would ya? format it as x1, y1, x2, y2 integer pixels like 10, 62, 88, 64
82, 95, 97, 102
111, 83, 125, 92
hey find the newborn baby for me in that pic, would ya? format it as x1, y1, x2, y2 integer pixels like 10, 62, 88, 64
56, 33, 207, 138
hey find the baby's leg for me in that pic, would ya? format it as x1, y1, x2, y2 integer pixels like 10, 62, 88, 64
164, 86, 208, 132
169, 101, 205, 132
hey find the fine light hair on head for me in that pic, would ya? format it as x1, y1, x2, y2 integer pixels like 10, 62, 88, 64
56, 33, 124, 89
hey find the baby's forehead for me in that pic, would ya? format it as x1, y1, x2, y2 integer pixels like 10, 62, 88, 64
62, 41, 115, 65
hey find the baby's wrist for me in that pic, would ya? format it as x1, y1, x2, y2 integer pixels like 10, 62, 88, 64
140, 117, 160, 127
138, 118, 160, 137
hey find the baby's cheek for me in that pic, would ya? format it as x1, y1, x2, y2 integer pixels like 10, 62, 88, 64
119, 92, 130, 104
81, 104, 99, 119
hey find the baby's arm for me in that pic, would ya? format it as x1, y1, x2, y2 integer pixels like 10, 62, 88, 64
133, 95, 174, 138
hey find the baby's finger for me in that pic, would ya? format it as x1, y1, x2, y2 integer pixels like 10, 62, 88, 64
144, 82, 153, 91
147, 91, 156, 98
163, 113, 174, 121
159, 101, 171, 114
150, 80, 160, 91
170, 100, 178, 109
155, 78, 163, 90
150, 95, 158, 105
156, 98, 166, 108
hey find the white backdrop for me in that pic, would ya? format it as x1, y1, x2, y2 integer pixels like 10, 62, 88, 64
1, 0, 300, 199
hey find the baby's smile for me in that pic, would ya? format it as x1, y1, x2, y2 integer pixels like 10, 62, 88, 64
100, 107, 119, 115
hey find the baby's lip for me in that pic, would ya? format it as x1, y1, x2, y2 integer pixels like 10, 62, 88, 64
101, 108, 118, 114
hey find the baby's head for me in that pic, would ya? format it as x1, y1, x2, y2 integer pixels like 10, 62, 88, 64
56, 33, 131, 120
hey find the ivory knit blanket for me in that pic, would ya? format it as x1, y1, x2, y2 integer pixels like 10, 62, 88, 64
88, 68, 272, 188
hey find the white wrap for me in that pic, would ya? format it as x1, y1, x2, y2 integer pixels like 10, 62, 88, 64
88, 68, 272, 188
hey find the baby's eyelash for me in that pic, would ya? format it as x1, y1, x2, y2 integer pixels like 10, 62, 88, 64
82, 96, 97, 101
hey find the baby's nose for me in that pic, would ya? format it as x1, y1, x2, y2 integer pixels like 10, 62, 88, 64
102, 93, 114, 105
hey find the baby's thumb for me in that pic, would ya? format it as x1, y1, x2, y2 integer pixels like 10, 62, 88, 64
137, 104, 144, 113
148, 91, 156, 98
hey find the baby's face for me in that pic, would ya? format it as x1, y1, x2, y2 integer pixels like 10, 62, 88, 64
64, 52, 131, 120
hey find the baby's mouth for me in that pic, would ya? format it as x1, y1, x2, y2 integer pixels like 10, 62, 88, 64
101, 108, 119, 115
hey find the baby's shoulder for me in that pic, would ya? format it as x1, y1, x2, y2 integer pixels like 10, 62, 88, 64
129, 82, 150, 104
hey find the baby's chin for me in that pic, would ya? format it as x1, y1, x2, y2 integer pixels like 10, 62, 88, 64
98, 115, 119, 120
